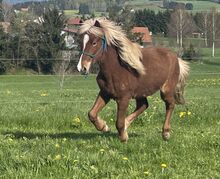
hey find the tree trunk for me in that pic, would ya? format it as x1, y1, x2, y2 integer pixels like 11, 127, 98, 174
212, 11, 215, 57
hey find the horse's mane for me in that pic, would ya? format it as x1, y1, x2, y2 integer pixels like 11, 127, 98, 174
78, 18, 145, 75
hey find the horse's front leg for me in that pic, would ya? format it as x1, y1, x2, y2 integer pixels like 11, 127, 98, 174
116, 98, 130, 142
88, 91, 110, 132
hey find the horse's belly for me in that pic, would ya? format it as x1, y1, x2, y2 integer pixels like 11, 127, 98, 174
134, 79, 164, 98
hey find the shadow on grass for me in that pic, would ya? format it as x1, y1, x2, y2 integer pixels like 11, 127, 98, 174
1, 131, 139, 140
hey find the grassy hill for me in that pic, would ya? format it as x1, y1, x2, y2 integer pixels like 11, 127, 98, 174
125, 0, 220, 12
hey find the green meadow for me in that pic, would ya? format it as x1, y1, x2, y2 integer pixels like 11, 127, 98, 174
0, 57, 220, 178
125, 0, 220, 12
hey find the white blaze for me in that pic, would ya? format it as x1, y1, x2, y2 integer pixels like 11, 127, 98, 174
77, 34, 89, 72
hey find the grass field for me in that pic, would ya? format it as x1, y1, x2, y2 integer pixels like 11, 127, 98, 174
125, 0, 220, 12
0, 58, 220, 178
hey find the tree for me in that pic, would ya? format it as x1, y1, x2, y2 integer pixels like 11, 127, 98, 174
163, 0, 170, 8
79, 3, 90, 15
40, 8, 66, 73
185, 3, 193, 10
24, 21, 44, 73
194, 11, 210, 47
116, 6, 135, 35
1, 2, 14, 22
134, 9, 170, 35
0, 24, 7, 74
24, 8, 66, 74
168, 8, 196, 48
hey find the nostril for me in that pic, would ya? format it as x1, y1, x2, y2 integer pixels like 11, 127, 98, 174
82, 67, 86, 72
81, 67, 87, 75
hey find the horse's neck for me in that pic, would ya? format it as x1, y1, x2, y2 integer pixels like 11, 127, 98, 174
99, 47, 122, 78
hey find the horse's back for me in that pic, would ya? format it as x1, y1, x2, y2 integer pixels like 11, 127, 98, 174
134, 47, 179, 96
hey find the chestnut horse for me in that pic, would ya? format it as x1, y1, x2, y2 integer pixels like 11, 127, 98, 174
77, 18, 189, 142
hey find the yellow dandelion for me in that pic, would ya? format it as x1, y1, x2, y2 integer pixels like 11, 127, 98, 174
73, 117, 81, 123
54, 154, 61, 160
144, 171, 149, 175
110, 118, 114, 122
187, 111, 192, 115
122, 157, 129, 161
179, 111, 186, 118
55, 143, 60, 148
100, 149, 105, 153
161, 163, 167, 168
40, 93, 48, 97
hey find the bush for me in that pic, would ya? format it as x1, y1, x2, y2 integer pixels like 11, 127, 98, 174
186, 3, 193, 10
0, 61, 6, 74
182, 44, 201, 61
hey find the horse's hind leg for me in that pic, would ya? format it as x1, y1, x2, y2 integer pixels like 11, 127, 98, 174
88, 91, 110, 132
160, 84, 176, 140
125, 97, 148, 130
116, 98, 130, 142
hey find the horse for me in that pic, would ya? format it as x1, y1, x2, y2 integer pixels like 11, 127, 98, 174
77, 18, 189, 142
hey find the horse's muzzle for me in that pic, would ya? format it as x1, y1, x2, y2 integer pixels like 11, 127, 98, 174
81, 67, 89, 75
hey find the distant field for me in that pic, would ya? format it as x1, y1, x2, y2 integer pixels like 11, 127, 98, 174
178, 0, 220, 11
64, 10, 107, 18
64, 9, 79, 17
125, 0, 220, 12
0, 56, 220, 178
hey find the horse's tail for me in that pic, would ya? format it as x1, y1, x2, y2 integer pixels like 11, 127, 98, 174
174, 58, 190, 105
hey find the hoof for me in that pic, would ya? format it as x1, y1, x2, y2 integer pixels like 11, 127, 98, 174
119, 132, 129, 142
102, 124, 111, 132
162, 131, 170, 141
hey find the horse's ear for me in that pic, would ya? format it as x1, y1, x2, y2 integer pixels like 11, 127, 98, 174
94, 20, 101, 28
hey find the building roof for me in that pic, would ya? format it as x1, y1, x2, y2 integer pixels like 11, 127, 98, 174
67, 18, 83, 25
131, 27, 152, 43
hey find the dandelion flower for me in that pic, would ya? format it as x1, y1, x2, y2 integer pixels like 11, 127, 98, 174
179, 111, 186, 118
40, 93, 48, 97
54, 154, 61, 160
161, 163, 167, 168
144, 171, 149, 175
187, 111, 192, 115
122, 157, 129, 161
73, 117, 81, 123
100, 149, 105, 153
55, 143, 60, 148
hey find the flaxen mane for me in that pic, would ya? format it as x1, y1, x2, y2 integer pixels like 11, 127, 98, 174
79, 18, 145, 75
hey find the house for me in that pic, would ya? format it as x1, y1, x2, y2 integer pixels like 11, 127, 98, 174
131, 27, 152, 47
66, 17, 83, 34
0, 22, 10, 33
67, 18, 83, 26
21, 7, 29, 12
192, 32, 201, 38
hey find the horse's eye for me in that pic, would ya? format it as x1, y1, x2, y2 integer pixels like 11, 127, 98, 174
92, 42, 97, 46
